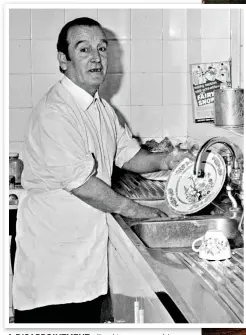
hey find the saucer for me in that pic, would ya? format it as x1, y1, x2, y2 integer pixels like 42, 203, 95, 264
165, 151, 226, 215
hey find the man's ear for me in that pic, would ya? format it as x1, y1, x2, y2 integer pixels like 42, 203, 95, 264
57, 52, 68, 72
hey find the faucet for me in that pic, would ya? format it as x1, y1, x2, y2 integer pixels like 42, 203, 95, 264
193, 137, 242, 211
193, 137, 240, 176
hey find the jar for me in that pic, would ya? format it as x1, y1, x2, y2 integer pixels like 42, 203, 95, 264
9, 153, 24, 186
9, 175, 15, 189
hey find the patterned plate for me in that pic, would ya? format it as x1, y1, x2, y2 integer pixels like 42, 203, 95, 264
165, 151, 226, 215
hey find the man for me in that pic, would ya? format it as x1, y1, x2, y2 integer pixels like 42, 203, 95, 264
13, 17, 192, 323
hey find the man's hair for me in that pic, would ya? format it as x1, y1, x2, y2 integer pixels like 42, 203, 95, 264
57, 17, 103, 73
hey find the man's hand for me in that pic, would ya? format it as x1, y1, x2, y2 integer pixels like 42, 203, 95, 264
123, 206, 168, 221
71, 176, 168, 220
122, 147, 196, 175
161, 149, 195, 171
130, 205, 168, 220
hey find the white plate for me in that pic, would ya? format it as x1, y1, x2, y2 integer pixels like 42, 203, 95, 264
165, 151, 226, 215
141, 170, 171, 181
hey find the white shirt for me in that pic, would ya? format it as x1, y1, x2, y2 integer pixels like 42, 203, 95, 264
13, 76, 140, 311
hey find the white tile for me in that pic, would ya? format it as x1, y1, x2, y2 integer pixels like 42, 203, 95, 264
9, 40, 31, 74
187, 39, 202, 67
240, 11, 244, 86
188, 112, 244, 151
9, 9, 31, 39
31, 9, 65, 39
162, 105, 188, 138
9, 109, 32, 142
9, 75, 32, 108
107, 40, 130, 74
241, 9, 244, 44
32, 73, 63, 106
241, 46, 244, 88
201, 9, 230, 39
65, 9, 98, 22
99, 73, 130, 106
9, 142, 24, 159
187, 74, 193, 106
163, 9, 187, 40
131, 74, 162, 106
32, 40, 59, 74
187, 104, 195, 131
98, 9, 130, 39
131, 106, 163, 138
201, 39, 230, 63
131, 40, 162, 73
163, 73, 188, 105
187, 9, 201, 39
131, 9, 162, 40
163, 40, 188, 73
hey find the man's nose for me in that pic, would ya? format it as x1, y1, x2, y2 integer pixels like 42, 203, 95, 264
91, 49, 101, 62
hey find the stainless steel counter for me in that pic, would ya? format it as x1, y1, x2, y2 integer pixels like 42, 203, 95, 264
114, 214, 244, 323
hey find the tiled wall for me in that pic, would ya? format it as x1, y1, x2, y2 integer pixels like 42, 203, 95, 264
9, 8, 243, 154
186, 9, 244, 153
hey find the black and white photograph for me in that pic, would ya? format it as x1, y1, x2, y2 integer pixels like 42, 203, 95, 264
6, 3, 244, 328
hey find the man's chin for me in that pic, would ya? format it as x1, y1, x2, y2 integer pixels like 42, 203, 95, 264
89, 75, 106, 85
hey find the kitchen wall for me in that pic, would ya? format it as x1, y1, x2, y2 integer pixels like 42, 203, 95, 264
186, 8, 244, 153
9, 8, 244, 155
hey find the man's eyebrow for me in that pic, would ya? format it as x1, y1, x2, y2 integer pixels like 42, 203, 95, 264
101, 39, 108, 46
74, 40, 87, 49
74, 39, 108, 49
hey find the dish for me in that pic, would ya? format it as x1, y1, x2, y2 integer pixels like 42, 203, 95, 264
165, 151, 226, 215
141, 170, 171, 181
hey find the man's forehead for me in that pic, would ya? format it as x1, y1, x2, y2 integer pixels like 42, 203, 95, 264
67, 25, 107, 43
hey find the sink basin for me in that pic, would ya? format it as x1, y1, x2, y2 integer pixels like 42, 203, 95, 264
128, 215, 242, 249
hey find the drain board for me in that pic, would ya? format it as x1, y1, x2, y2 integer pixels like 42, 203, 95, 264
112, 170, 166, 200
175, 248, 244, 322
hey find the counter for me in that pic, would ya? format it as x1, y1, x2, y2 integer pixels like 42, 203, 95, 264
8, 188, 244, 323
107, 213, 244, 323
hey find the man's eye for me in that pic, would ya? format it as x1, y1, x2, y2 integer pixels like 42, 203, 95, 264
99, 46, 107, 52
80, 48, 90, 52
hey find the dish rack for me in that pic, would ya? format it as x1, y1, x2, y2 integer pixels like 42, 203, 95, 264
176, 248, 244, 322
112, 168, 166, 201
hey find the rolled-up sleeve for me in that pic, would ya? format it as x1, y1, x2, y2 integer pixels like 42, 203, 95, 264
114, 117, 141, 168
39, 108, 96, 192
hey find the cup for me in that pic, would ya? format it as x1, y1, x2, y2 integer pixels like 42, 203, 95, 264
192, 229, 231, 260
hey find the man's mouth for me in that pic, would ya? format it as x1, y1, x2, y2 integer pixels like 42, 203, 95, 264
89, 68, 102, 73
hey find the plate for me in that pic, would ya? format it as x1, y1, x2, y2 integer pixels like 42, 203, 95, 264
165, 151, 226, 215
141, 170, 171, 181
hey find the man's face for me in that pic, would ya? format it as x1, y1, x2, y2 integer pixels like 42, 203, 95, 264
61, 25, 108, 96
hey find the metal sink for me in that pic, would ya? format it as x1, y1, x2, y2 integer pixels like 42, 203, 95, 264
128, 215, 242, 249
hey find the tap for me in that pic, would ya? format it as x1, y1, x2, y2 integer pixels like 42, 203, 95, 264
193, 137, 240, 179
193, 137, 242, 211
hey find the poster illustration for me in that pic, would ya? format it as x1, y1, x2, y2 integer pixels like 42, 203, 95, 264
190, 61, 232, 123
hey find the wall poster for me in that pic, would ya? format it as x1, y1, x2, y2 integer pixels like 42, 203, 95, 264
190, 61, 232, 123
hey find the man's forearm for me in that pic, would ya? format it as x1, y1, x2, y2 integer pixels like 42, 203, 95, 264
71, 176, 166, 219
122, 148, 195, 174
122, 149, 167, 174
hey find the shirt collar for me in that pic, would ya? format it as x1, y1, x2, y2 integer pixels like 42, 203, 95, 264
61, 75, 101, 111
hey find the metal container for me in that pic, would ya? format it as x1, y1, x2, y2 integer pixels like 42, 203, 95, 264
9, 152, 24, 186
214, 88, 244, 127
129, 215, 241, 249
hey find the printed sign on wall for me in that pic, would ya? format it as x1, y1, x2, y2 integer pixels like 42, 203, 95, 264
190, 61, 232, 123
